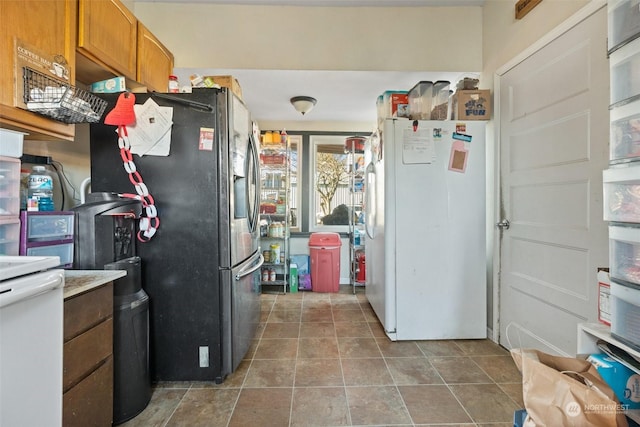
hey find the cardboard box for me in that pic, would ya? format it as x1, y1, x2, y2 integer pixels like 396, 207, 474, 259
587, 353, 640, 409
90, 76, 126, 93
206, 75, 243, 99
452, 89, 491, 120
598, 268, 611, 326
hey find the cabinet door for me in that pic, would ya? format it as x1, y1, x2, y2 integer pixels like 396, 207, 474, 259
0, 0, 76, 141
77, 0, 137, 81
137, 23, 174, 93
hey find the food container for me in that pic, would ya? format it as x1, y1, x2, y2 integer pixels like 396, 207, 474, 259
407, 81, 433, 120
270, 243, 281, 264
381, 91, 409, 119
344, 136, 366, 153
431, 80, 450, 120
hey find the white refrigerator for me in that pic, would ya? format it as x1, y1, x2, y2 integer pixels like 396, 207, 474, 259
364, 118, 486, 341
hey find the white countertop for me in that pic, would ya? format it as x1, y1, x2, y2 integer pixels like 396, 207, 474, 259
64, 270, 127, 299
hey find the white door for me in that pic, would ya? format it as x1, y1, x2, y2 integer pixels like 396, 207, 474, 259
497, 6, 609, 356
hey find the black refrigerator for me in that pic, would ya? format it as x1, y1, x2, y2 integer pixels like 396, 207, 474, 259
89, 88, 263, 382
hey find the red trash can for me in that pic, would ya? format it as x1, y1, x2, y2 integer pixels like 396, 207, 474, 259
309, 232, 342, 292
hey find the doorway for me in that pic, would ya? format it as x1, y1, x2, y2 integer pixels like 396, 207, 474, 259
496, 4, 609, 355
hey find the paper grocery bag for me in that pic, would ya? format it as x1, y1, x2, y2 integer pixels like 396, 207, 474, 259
511, 349, 628, 427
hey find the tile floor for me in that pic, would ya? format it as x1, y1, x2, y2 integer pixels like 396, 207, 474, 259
121, 287, 524, 427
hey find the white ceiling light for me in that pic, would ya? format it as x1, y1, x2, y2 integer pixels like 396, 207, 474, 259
290, 96, 317, 115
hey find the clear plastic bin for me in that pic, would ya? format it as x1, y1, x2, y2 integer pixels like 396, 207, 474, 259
408, 81, 433, 120
610, 99, 640, 163
603, 165, 640, 222
0, 156, 20, 217
0, 218, 20, 255
309, 232, 342, 293
609, 225, 640, 284
608, 0, 640, 53
610, 37, 640, 107
610, 279, 640, 350
431, 80, 450, 120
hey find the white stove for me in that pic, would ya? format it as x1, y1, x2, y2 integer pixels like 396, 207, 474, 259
0, 255, 60, 281
0, 255, 64, 427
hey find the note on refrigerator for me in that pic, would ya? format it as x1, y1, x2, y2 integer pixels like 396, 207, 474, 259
402, 128, 434, 164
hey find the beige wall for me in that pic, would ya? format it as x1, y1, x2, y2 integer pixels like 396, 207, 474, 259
133, 4, 483, 72
481, 0, 590, 87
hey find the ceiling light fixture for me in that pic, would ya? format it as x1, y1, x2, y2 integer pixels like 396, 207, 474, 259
290, 96, 317, 115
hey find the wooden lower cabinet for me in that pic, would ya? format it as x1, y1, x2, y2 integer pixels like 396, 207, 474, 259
63, 358, 113, 427
63, 283, 114, 427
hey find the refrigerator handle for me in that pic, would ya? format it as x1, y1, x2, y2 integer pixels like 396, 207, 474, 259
248, 132, 261, 232
364, 162, 376, 239
235, 251, 264, 281
151, 92, 215, 112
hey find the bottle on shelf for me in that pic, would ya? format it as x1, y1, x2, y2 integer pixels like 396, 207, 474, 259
168, 75, 180, 93
27, 165, 54, 211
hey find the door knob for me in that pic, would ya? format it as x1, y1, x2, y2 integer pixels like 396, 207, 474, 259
496, 219, 510, 230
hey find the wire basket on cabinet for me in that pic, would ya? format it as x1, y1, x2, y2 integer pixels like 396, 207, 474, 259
22, 67, 107, 124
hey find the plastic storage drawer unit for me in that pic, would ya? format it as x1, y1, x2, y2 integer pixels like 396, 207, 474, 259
0, 156, 20, 218
610, 279, 640, 350
0, 218, 20, 255
309, 232, 342, 293
608, 0, 640, 53
610, 99, 640, 163
603, 165, 640, 222
609, 225, 640, 284
19, 211, 75, 267
610, 37, 640, 107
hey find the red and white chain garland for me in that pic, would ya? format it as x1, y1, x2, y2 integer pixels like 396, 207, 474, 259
117, 125, 159, 242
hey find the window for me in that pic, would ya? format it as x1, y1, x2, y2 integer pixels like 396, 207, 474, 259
288, 135, 302, 232
309, 135, 351, 232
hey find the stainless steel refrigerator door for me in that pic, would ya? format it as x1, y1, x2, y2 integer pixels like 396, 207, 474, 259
221, 250, 263, 376
226, 92, 261, 268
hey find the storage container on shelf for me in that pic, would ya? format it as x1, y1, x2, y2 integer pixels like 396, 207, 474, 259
610, 98, 640, 163
609, 224, 640, 285
376, 94, 384, 126
0, 156, 20, 217
0, 129, 26, 158
381, 91, 409, 120
610, 279, 640, 350
431, 80, 450, 120
603, 164, 640, 222
610, 36, 640, 107
0, 218, 20, 255
407, 81, 433, 120
608, 0, 640, 54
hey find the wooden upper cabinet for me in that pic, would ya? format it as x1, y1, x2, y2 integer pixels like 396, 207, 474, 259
77, 0, 137, 81
0, 0, 76, 141
137, 23, 174, 93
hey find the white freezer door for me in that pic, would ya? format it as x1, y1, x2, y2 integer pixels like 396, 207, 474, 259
381, 119, 487, 340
